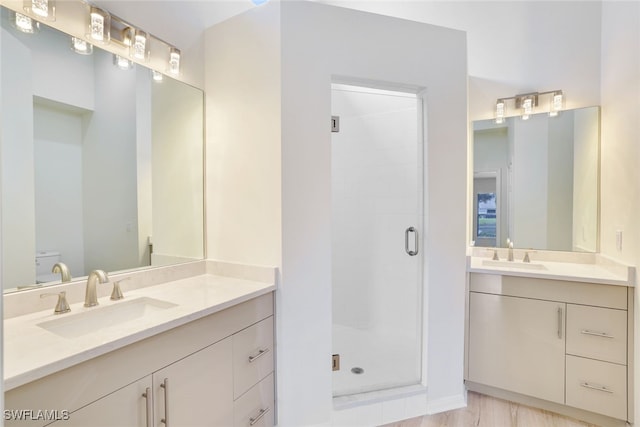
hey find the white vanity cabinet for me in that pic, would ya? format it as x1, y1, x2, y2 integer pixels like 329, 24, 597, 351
5, 293, 275, 427
467, 273, 632, 425
468, 292, 565, 404
48, 377, 153, 426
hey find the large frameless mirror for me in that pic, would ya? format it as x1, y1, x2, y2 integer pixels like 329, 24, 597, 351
472, 106, 600, 252
1, 6, 204, 293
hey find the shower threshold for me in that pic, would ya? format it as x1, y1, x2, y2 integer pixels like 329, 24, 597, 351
333, 383, 427, 411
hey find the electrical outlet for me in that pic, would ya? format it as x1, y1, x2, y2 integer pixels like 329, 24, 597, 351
616, 230, 623, 252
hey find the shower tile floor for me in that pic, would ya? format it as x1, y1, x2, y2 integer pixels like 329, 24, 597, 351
333, 324, 421, 397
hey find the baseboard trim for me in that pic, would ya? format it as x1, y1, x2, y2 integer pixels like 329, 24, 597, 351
426, 390, 467, 414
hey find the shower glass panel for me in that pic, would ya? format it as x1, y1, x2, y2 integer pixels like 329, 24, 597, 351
331, 83, 423, 397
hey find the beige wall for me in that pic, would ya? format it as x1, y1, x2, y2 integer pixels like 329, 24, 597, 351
600, 1, 640, 420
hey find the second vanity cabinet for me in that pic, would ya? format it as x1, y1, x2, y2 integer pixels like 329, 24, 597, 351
467, 273, 632, 424
5, 293, 275, 427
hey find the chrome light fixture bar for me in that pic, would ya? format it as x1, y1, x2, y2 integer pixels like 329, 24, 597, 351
10, 0, 182, 76
494, 90, 564, 123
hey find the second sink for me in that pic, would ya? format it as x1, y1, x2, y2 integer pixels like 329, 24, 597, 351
37, 297, 178, 339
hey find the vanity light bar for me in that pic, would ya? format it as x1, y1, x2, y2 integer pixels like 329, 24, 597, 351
494, 90, 564, 123
15, 0, 182, 75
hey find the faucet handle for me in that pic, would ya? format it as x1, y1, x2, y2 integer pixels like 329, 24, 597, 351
40, 291, 71, 315
523, 250, 536, 263
110, 277, 130, 301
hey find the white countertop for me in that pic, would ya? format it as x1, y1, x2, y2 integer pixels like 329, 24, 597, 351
467, 256, 633, 286
4, 273, 275, 391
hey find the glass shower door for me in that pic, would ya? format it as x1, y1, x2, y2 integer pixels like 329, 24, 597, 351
331, 83, 423, 397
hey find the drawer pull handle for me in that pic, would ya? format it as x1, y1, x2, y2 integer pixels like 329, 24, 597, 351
160, 378, 169, 426
581, 382, 613, 394
249, 407, 270, 426
581, 329, 614, 339
557, 307, 563, 339
142, 387, 152, 427
249, 348, 270, 363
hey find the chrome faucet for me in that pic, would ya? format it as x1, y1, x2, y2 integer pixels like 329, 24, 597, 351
52, 262, 72, 282
507, 241, 514, 262
85, 269, 109, 307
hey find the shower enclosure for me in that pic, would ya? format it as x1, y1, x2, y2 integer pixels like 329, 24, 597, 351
331, 83, 424, 397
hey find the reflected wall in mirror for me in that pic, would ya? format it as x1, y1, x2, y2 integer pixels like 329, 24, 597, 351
472, 106, 599, 252
0, 7, 204, 292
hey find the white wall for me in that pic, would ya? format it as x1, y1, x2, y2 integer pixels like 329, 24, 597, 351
1, 29, 36, 289
317, 0, 602, 121
151, 76, 204, 264
599, 1, 640, 422
82, 49, 140, 273
546, 113, 574, 251
572, 107, 599, 253
511, 116, 549, 250
207, 2, 467, 425
33, 103, 86, 278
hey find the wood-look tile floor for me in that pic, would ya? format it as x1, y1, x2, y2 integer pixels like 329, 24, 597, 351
380, 392, 599, 427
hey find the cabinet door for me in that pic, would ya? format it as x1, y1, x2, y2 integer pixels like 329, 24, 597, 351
153, 337, 234, 427
48, 377, 152, 427
468, 292, 565, 404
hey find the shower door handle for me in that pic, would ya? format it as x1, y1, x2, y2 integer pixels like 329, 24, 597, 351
405, 227, 419, 256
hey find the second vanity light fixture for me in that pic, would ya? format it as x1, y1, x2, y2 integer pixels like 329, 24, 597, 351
495, 90, 564, 124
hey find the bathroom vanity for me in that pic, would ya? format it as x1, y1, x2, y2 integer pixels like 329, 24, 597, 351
3, 261, 276, 427
466, 253, 634, 427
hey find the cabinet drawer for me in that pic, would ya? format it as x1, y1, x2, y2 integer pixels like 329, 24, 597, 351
234, 373, 275, 427
566, 304, 627, 365
566, 355, 627, 420
233, 316, 274, 399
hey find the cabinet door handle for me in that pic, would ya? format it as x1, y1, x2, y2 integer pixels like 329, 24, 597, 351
160, 378, 169, 426
142, 387, 152, 427
249, 348, 270, 363
557, 307, 563, 339
581, 381, 613, 394
249, 407, 270, 426
581, 329, 614, 339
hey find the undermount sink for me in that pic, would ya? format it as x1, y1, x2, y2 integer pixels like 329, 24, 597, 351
482, 259, 548, 271
37, 297, 178, 338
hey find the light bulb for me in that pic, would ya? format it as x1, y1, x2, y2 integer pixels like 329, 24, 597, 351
549, 91, 563, 117
114, 54, 133, 70
131, 32, 147, 59
522, 97, 533, 120
89, 8, 110, 43
31, 0, 49, 17
23, 0, 54, 20
168, 48, 180, 75
495, 99, 506, 124
15, 13, 38, 33
152, 70, 164, 82
72, 37, 93, 55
